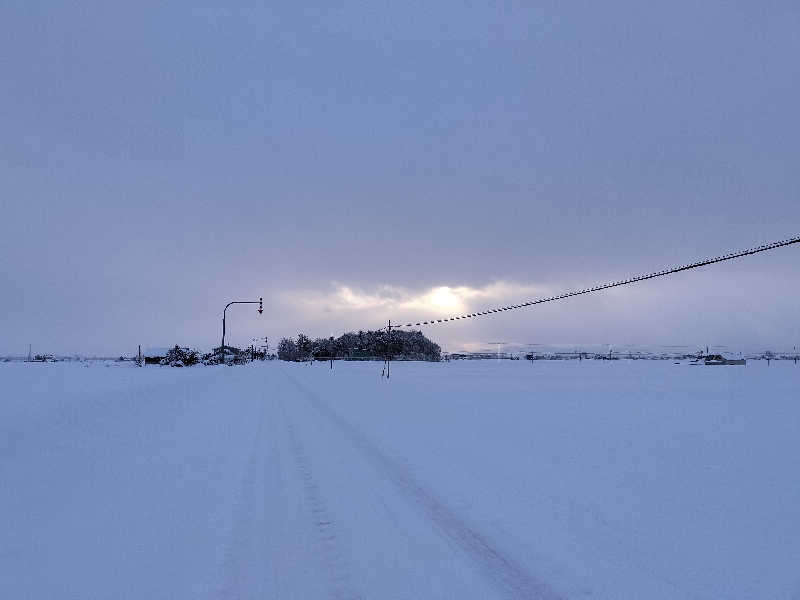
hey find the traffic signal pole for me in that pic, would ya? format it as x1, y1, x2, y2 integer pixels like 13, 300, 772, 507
220, 297, 263, 363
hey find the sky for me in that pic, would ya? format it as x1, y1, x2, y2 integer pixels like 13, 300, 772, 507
1, 1, 799, 356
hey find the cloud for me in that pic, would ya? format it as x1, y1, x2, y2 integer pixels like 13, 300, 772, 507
283, 281, 549, 321
271, 266, 800, 354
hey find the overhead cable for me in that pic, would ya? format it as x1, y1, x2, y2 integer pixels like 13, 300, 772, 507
390, 235, 800, 329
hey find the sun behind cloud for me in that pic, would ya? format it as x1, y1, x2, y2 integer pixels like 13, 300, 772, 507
283, 281, 548, 322
427, 287, 464, 311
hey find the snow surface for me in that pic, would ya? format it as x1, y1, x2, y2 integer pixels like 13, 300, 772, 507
2, 360, 799, 599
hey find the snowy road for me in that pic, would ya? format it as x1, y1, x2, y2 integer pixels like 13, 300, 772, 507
2, 360, 799, 599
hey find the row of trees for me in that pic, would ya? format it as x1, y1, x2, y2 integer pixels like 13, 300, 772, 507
277, 330, 441, 362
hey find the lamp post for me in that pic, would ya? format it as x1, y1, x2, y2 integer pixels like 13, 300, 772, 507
220, 298, 263, 364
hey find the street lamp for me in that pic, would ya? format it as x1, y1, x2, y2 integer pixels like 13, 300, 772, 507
220, 297, 263, 364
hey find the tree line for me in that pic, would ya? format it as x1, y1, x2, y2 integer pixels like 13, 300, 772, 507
277, 330, 441, 362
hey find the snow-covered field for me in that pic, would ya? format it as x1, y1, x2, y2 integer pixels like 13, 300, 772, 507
2, 360, 799, 599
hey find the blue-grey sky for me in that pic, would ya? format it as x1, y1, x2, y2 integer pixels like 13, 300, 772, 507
2, 1, 799, 355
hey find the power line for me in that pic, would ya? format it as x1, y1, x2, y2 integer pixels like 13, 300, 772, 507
390, 235, 800, 329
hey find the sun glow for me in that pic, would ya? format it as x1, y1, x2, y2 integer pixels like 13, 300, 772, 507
285, 281, 548, 321
425, 287, 465, 312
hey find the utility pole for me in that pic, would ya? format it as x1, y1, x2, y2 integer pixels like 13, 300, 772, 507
489, 342, 507, 362
220, 298, 263, 364
383, 320, 392, 379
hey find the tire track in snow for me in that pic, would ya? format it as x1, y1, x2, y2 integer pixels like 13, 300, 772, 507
280, 369, 563, 600
218, 392, 267, 599
278, 397, 363, 600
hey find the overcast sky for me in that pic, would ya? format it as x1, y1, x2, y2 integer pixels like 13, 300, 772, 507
2, 1, 799, 355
